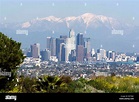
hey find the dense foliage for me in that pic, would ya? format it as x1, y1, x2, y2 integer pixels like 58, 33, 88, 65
0, 32, 25, 91
1, 75, 138, 93
88, 76, 139, 93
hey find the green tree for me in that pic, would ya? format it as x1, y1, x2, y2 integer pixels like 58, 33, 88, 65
18, 76, 37, 93
60, 75, 72, 84
8, 76, 37, 93
0, 32, 25, 91
36, 75, 68, 93
68, 78, 93, 93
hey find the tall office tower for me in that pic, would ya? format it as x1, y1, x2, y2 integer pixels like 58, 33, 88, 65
76, 33, 84, 45
106, 51, 112, 60
84, 38, 91, 61
31, 43, 40, 58
56, 37, 66, 60
91, 48, 95, 57
97, 49, 106, 60
65, 29, 76, 61
41, 49, 51, 61
46, 37, 51, 50
59, 43, 65, 61
76, 33, 84, 62
69, 49, 76, 61
96, 53, 101, 61
106, 51, 116, 61
112, 51, 116, 61
46, 37, 56, 56
76, 45, 84, 62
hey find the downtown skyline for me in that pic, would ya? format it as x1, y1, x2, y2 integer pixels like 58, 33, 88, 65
25, 29, 137, 63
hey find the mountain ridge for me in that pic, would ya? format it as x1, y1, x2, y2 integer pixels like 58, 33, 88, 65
21, 13, 124, 30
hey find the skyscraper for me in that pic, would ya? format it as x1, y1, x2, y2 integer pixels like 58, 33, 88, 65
65, 29, 76, 61
76, 33, 84, 62
69, 49, 76, 61
46, 37, 51, 50
59, 43, 66, 61
56, 37, 66, 60
97, 49, 106, 60
76, 45, 84, 62
41, 49, 51, 61
76, 33, 84, 46
91, 48, 95, 57
106, 51, 116, 61
46, 37, 56, 56
84, 38, 91, 61
31, 43, 40, 58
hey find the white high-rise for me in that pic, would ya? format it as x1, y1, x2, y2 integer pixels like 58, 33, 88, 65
65, 29, 76, 61
31, 43, 40, 58
96, 49, 106, 60
91, 48, 95, 56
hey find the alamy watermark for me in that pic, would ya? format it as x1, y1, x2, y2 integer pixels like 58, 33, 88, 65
119, 94, 134, 101
0, 68, 11, 77
5, 95, 17, 101
16, 29, 28, 35
112, 29, 124, 35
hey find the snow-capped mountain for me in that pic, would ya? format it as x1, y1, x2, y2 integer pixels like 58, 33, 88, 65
0, 13, 138, 52
21, 13, 126, 31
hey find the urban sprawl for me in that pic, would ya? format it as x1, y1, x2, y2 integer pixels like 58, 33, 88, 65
19, 29, 139, 80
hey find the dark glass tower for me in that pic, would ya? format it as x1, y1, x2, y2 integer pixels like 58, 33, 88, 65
76, 33, 84, 62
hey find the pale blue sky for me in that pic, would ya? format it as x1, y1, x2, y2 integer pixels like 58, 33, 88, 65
0, 0, 138, 25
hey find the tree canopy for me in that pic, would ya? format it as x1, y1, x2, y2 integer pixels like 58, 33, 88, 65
0, 32, 25, 90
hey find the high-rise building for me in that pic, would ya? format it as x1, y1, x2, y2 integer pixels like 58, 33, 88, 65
65, 29, 76, 61
46, 37, 51, 50
76, 45, 84, 62
106, 51, 112, 59
76, 33, 84, 62
91, 48, 95, 57
84, 38, 91, 52
41, 49, 51, 61
59, 43, 65, 61
56, 37, 66, 60
46, 37, 56, 56
31, 43, 40, 58
84, 38, 91, 61
106, 51, 116, 61
96, 53, 101, 61
97, 49, 106, 60
76, 33, 84, 46
69, 49, 76, 61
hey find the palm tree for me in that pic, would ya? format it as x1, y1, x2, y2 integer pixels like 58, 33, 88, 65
17, 76, 37, 93
36, 75, 68, 93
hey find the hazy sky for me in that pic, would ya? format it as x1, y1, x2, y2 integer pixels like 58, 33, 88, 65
0, 0, 138, 25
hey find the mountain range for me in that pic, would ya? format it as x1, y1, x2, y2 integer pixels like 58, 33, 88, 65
0, 13, 139, 52
20, 13, 129, 32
